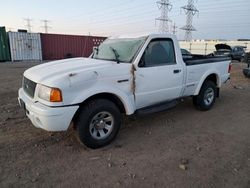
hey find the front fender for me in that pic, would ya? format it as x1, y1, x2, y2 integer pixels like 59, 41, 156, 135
72, 86, 136, 115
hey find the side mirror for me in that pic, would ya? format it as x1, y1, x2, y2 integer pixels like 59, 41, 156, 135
138, 52, 146, 67
138, 59, 145, 67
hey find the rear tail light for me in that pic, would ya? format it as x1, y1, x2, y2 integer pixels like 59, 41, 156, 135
228, 63, 232, 73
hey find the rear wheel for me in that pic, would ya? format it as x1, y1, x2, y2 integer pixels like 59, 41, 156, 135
76, 99, 121, 149
193, 80, 217, 111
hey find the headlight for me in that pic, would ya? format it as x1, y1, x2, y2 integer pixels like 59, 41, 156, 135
37, 84, 63, 102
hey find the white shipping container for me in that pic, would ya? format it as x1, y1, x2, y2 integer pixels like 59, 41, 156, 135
8, 32, 42, 61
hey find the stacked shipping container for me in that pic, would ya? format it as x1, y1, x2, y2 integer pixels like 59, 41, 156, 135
40, 34, 106, 60
8, 32, 42, 61
2, 27, 250, 62
3, 31, 106, 62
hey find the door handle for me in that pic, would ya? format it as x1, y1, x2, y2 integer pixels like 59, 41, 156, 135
173, 69, 181, 74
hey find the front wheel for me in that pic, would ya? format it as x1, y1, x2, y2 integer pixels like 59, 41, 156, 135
76, 99, 121, 149
193, 80, 217, 111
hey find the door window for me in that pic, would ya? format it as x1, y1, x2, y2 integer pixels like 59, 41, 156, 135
139, 39, 176, 67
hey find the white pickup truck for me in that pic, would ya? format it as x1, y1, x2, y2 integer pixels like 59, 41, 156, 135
18, 34, 231, 148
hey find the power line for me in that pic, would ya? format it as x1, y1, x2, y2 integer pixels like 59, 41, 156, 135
58, 1, 249, 30
156, 0, 172, 34
88, 10, 158, 26
41, 20, 52, 33
64, 0, 145, 21
23, 18, 32, 32
71, 10, 248, 30
180, 0, 199, 41
19, 1, 249, 38
64, 1, 249, 23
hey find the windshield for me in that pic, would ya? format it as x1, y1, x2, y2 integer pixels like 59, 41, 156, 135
92, 37, 146, 63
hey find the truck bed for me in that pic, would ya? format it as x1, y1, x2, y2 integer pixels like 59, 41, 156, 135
183, 54, 231, 66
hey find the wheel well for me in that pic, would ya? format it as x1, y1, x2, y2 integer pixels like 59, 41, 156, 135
73, 93, 126, 123
83, 93, 126, 113
205, 74, 218, 86
204, 74, 220, 97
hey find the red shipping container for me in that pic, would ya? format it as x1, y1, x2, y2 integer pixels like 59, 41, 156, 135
40, 33, 106, 60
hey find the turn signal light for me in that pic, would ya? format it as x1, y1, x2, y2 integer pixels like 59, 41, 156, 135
50, 88, 63, 102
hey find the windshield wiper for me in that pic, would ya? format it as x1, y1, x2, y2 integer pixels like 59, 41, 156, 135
91, 46, 99, 59
94, 46, 99, 55
109, 47, 120, 64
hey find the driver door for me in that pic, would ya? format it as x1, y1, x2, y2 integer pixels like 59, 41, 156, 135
135, 38, 184, 109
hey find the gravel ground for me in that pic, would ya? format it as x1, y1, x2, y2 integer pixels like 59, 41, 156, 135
0, 61, 249, 188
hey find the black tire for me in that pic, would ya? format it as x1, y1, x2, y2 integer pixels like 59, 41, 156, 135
193, 80, 217, 111
76, 99, 121, 149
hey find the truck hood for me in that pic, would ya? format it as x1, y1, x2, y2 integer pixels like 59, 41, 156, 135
215, 44, 232, 51
24, 57, 119, 84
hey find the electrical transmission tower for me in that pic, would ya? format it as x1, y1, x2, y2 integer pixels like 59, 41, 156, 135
23, 18, 32, 32
41, 20, 51, 33
156, 0, 172, 34
180, 0, 199, 41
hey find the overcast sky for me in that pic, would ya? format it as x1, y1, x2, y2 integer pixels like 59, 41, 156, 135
0, 0, 249, 40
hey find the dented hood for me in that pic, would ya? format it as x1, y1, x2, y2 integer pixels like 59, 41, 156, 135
215, 44, 232, 51
23, 57, 133, 89
24, 57, 116, 84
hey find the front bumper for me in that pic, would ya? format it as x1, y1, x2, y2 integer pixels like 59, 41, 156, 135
18, 88, 79, 132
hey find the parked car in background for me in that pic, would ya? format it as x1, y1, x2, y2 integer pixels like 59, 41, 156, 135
214, 44, 246, 62
243, 52, 250, 78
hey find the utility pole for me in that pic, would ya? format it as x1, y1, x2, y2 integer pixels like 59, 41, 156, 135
41, 20, 51, 33
23, 18, 32, 32
180, 0, 199, 41
205, 42, 208, 55
172, 22, 178, 35
156, 0, 172, 34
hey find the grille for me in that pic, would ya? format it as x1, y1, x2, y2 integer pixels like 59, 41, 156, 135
23, 77, 37, 98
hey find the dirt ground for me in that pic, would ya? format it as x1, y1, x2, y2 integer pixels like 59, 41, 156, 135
0, 61, 249, 188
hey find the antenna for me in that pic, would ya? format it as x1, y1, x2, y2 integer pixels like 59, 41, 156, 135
23, 18, 32, 32
41, 20, 52, 33
180, 0, 199, 41
156, 0, 172, 34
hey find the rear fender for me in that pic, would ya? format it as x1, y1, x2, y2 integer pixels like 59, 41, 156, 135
194, 71, 221, 96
